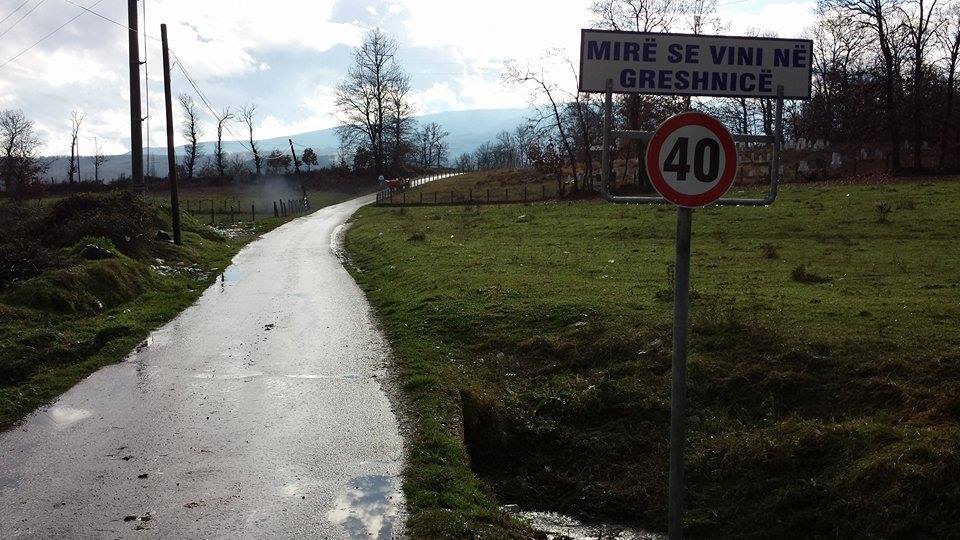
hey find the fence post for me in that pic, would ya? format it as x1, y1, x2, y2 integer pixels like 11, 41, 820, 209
274, 201, 279, 217
420, 192, 423, 204
252, 203, 255, 221
542, 184, 546, 199
210, 204, 214, 225
524, 185, 527, 202
505, 187, 509, 201
434, 192, 437, 204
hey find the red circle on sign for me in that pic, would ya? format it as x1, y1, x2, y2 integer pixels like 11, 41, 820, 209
645, 112, 737, 208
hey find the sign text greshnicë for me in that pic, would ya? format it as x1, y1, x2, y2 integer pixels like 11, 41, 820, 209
579, 29, 813, 99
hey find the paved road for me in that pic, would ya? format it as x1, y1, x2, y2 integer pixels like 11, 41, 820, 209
0, 195, 406, 538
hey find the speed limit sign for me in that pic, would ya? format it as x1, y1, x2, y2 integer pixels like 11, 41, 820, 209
645, 112, 738, 208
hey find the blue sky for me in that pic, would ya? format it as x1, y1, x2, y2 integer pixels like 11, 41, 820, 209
0, 0, 815, 155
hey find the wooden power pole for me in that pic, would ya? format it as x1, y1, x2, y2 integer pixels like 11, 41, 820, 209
128, 0, 145, 194
288, 139, 302, 175
289, 139, 307, 200
161, 24, 181, 245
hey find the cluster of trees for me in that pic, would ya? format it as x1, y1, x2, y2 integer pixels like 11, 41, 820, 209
491, 0, 960, 192
794, 0, 960, 172
589, 0, 960, 174
176, 95, 324, 182
335, 29, 451, 175
455, 126, 535, 171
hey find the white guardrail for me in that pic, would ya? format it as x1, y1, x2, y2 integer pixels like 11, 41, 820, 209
374, 172, 462, 204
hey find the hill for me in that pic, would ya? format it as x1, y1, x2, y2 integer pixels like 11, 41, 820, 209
42, 108, 532, 182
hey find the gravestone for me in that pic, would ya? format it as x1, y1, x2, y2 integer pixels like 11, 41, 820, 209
831, 152, 842, 169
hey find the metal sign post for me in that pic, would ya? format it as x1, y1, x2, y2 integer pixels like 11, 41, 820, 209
602, 81, 784, 539
668, 205, 691, 538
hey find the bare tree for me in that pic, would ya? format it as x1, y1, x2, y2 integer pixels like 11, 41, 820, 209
590, 0, 687, 189
505, 61, 580, 191
92, 137, 110, 183
226, 153, 249, 177
335, 28, 407, 178
514, 124, 535, 167
900, 0, 942, 169
0, 109, 45, 200
938, 2, 960, 167
68, 110, 84, 184
240, 104, 262, 176
591, 0, 685, 33
214, 106, 235, 179
415, 122, 450, 167
179, 94, 203, 181
824, 0, 908, 172
386, 72, 416, 173
455, 152, 473, 171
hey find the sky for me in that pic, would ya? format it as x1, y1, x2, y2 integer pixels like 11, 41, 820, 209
0, 0, 816, 156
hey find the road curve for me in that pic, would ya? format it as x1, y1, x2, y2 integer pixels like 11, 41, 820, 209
0, 194, 406, 538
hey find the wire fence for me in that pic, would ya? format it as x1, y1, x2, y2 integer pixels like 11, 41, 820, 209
374, 172, 461, 204
375, 173, 564, 207
181, 196, 311, 224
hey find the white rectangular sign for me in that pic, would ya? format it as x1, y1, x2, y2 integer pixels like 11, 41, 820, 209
579, 29, 813, 99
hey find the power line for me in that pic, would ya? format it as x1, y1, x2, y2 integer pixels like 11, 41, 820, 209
172, 53, 252, 153
0, 0, 104, 70
0, 0, 48, 40
58, 1, 253, 154
3, 0, 250, 158
60, 0, 160, 41
0, 0, 33, 26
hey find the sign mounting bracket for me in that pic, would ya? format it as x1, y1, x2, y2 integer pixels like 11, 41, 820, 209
600, 79, 784, 207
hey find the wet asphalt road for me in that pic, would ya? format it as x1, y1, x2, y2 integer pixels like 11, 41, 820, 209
0, 194, 406, 538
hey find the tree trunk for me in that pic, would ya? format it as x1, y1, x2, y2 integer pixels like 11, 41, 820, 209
939, 57, 956, 170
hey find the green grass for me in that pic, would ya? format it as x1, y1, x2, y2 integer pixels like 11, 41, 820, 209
0, 190, 347, 430
344, 178, 960, 537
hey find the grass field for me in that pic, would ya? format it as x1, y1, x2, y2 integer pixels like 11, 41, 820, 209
0, 188, 350, 430
345, 178, 960, 537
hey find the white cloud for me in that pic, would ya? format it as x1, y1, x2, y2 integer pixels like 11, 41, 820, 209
0, 0, 819, 157
726, 1, 817, 38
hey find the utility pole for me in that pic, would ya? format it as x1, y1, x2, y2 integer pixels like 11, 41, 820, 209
128, 0, 144, 194
161, 23, 181, 245
288, 139, 301, 175
289, 139, 307, 202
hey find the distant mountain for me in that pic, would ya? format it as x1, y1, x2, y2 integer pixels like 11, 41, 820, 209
42, 108, 533, 182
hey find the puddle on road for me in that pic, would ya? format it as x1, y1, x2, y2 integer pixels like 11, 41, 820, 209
193, 371, 264, 380
190, 372, 360, 381
327, 475, 401, 539
219, 267, 244, 292
47, 406, 92, 426
506, 508, 662, 540
284, 373, 361, 380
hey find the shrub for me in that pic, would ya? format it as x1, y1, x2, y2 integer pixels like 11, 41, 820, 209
875, 201, 893, 223
37, 191, 160, 257
761, 243, 779, 259
791, 264, 831, 284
